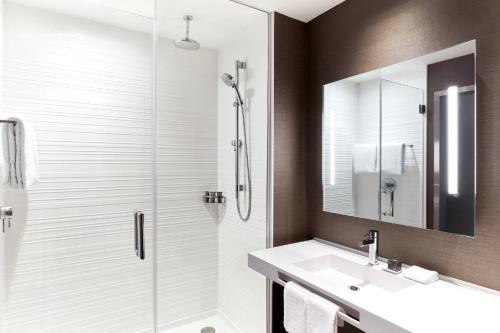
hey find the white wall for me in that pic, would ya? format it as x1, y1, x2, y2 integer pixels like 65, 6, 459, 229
217, 14, 268, 333
380, 80, 424, 228
354, 80, 381, 220
2, 4, 268, 333
156, 38, 219, 329
0, 1, 5, 331
323, 77, 424, 228
323, 81, 357, 216
2, 4, 156, 332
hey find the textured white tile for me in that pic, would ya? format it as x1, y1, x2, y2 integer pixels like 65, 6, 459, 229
2, 4, 155, 332
217, 15, 268, 333
156, 38, 219, 328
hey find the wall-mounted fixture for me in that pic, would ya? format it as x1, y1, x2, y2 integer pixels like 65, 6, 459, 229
173, 15, 200, 51
322, 40, 476, 237
203, 191, 225, 204
1, 206, 14, 232
221, 60, 252, 221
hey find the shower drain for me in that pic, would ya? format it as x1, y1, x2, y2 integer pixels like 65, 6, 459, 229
201, 327, 215, 333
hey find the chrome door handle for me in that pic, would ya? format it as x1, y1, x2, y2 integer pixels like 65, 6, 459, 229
134, 211, 145, 260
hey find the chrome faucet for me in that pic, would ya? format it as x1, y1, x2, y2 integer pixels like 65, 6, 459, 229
359, 230, 379, 265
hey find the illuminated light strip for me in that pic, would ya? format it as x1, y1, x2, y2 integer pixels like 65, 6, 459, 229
447, 86, 459, 195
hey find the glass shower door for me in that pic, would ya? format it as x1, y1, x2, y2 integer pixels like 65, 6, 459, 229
380, 79, 425, 228
1, 1, 155, 332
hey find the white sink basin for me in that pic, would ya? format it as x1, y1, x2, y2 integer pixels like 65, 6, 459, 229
294, 254, 414, 293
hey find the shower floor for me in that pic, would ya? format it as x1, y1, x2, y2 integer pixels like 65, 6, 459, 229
161, 314, 239, 333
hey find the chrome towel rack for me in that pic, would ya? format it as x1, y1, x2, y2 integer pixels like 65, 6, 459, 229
0, 120, 17, 125
275, 277, 362, 329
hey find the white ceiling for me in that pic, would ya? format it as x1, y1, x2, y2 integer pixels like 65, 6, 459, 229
7, 0, 346, 50
8, 0, 265, 49
237, 0, 347, 22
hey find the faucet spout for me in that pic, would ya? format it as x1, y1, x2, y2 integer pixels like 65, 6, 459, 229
359, 230, 379, 265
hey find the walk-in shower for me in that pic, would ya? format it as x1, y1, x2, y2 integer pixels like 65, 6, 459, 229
0, 0, 269, 332
221, 61, 252, 221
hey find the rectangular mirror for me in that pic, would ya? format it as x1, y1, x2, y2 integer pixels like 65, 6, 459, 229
322, 41, 476, 237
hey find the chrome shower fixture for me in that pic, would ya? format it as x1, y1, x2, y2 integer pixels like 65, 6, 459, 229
221, 73, 244, 106
173, 15, 200, 51
221, 60, 252, 221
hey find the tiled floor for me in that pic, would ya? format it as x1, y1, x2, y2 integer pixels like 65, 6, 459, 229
161, 314, 238, 333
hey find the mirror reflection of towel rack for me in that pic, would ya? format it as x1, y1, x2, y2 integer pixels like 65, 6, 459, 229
0, 120, 17, 125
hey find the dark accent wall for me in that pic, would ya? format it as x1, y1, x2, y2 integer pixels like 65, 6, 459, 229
272, 13, 363, 333
273, 12, 309, 247
307, 0, 500, 290
427, 54, 475, 236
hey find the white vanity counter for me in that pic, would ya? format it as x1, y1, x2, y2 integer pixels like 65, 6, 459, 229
248, 239, 500, 333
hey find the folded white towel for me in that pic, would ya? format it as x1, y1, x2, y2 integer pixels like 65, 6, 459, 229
0, 124, 9, 184
381, 143, 405, 175
306, 291, 344, 333
4, 117, 39, 189
353, 144, 378, 174
284, 282, 308, 333
402, 266, 439, 284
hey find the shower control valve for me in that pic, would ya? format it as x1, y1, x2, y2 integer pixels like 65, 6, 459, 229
231, 139, 242, 149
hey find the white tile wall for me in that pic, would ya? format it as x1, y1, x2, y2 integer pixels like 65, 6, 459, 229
0, 0, 5, 330
217, 15, 268, 333
323, 81, 357, 216
355, 80, 381, 220
2, 4, 268, 333
380, 79, 424, 228
323, 77, 424, 228
2, 3, 155, 332
156, 39, 219, 329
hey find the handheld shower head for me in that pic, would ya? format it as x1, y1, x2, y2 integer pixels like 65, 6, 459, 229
221, 73, 244, 106
221, 73, 235, 87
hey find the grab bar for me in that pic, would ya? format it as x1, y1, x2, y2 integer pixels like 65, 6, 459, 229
275, 277, 362, 329
134, 211, 145, 260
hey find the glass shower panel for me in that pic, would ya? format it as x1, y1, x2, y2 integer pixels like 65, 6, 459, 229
380, 80, 425, 228
156, 1, 268, 332
1, 1, 155, 332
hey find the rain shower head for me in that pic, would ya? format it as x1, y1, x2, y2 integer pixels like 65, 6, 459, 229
221, 73, 235, 87
173, 15, 200, 51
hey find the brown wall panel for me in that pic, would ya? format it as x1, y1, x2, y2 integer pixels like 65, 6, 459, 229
307, 0, 500, 290
273, 13, 309, 246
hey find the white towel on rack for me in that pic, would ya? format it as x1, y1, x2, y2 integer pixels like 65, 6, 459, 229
306, 291, 344, 333
0, 124, 9, 184
4, 117, 39, 189
381, 143, 405, 175
284, 282, 308, 333
353, 144, 378, 174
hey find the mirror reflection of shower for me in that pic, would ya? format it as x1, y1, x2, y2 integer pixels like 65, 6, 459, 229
221, 60, 252, 221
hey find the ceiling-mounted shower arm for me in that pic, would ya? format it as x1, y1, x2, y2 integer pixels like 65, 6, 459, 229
173, 15, 200, 50
183, 15, 193, 40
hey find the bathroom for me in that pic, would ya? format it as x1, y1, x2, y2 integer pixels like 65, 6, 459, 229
0, 0, 498, 332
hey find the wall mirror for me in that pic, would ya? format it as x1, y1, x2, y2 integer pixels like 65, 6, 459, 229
322, 41, 476, 237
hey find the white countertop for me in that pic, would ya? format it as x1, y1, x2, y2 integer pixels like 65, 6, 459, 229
248, 239, 500, 333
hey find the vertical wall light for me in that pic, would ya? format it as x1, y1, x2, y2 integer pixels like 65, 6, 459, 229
447, 86, 459, 195
330, 113, 336, 186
